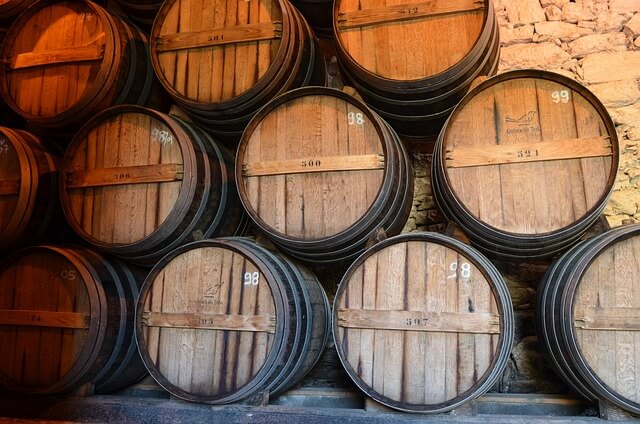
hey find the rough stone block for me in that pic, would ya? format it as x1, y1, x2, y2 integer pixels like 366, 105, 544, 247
544, 5, 563, 21
505, 0, 546, 25
594, 12, 627, 31
588, 79, 640, 108
624, 12, 640, 35
499, 24, 535, 46
534, 21, 593, 42
609, 0, 640, 14
499, 42, 571, 71
568, 32, 627, 58
581, 51, 640, 83
562, 2, 595, 23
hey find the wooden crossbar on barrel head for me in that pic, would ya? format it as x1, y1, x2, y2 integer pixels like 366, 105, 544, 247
0, 309, 90, 329
5, 36, 106, 70
242, 154, 385, 177
336, 0, 484, 30
141, 311, 277, 333
0, 180, 20, 196
155, 22, 283, 52
574, 307, 640, 331
337, 308, 501, 334
445, 136, 613, 168
65, 163, 184, 189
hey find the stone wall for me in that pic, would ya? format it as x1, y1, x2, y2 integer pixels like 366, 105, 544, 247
495, 0, 640, 226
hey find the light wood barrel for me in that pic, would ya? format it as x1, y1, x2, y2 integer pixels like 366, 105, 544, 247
333, 0, 499, 140
0, 127, 60, 253
59, 105, 247, 266
0, 245, 147, 394
0, 0, 160, 136
135, 237, 330, 404
537, 224, 640, 415
432, 70, 619, 260
0, 0, 38, 21
333, 232, 514, 413
236, 87, 414, 264
150, 0, 326, 144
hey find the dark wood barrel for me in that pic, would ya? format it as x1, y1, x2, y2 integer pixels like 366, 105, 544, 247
333, 232, 514, 413
537, 224, 640, 415
150, 0, 326, 144
0, 127, 60, 253
0, 245, 147, 394
290, 0, 332, 39
333, 0, 499, 141
110, 0, 163, 28
0, 0, 163, 137
0, 0, 38, 22
235, 87, 414, 264
135, 237, 331, 404
432, 70, 619, 261
59, 105, 248, 266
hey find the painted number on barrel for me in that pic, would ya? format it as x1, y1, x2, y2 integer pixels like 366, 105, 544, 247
301, 159, 321, 168
151, 128, 173, 145
447, 262, 471, 280
551, 90, 570, 104
244, 272, 260, 285
406, 317, 428, 326
517, 149, 540, 158
60, 270, 77, 280
0, 139, 9, 155
348, 112, 364, 126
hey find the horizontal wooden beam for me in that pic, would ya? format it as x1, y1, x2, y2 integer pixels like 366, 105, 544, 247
141, 312, 277, 333
336, 0, 484, 30
243, 154, 385, 177
65, 163, 184, 189
574, 307, 640, 331
445, 136, 612, 168
337, 308, 501, 334
0, 179, 20, 196
5, 36, 106, 70
156, 22, 282, 52
0, 309, 90, 329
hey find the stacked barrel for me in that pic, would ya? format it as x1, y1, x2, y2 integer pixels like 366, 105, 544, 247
0, 0, 636, 420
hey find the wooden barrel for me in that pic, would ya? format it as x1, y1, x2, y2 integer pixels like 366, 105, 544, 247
0, 0, 162, 137
432, 70, 619, 261
235, 87, 414, 264
0, 0, 38, 22
150, 0, 327, 144
537, 224, 640, 415
290, 0, 333, 39
333, 0, 499, 141
110, 0, 163, 28
0, 245, 147, 394
0, 127, 60, 253
135, 237, 331, 404
333, 232, 514, 413
59, 105, 248, 266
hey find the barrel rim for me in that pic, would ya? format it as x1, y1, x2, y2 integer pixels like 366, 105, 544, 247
434, 69, 619, 241
332, 231, 514, 413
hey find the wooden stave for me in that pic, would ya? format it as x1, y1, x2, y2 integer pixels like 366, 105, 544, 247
535, 238, 601, 401
0, 0, 38, 22
0, 1, 159, 135
431, 69, 619, 260
60, 247, 147, 394
180, 4, 326, 142
333, 0, 498, 139
59, 105, 199, 262
332, 232, 514, 413
134, 237, 330, 404
112, 115, 248, 265
0, 245, 107, 394
150, 0, 294, 113
228, 238, 331, 395
235, 86, 414, 264
0, 128, 60, 252
536, 225, 640, 414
